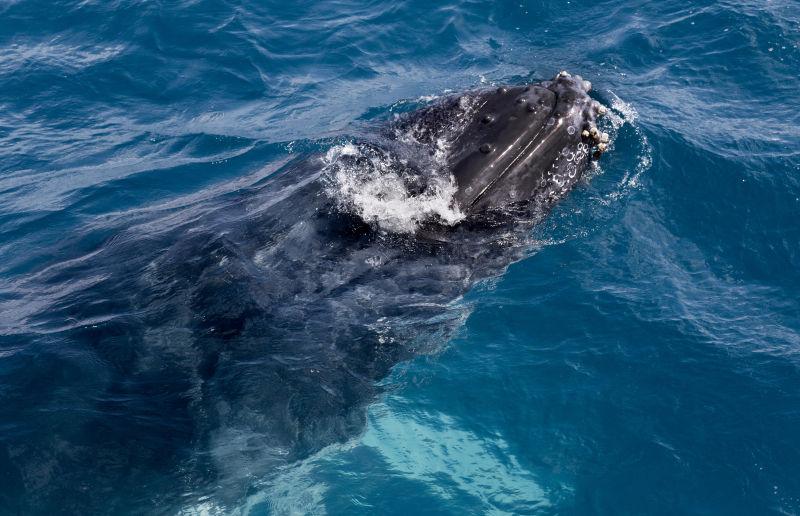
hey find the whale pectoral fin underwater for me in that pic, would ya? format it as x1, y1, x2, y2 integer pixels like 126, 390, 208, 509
440, 71, 608, 216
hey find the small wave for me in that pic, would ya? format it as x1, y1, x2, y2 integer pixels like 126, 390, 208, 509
0, 41, 124, 74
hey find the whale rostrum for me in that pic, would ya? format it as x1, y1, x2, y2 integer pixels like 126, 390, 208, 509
395, 70, 608, 218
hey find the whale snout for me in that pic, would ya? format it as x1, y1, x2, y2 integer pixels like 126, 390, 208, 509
552, 70, 593, 93
545, 70, 609, 153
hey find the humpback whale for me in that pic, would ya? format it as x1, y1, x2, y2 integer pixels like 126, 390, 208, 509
0, 72, 608, 514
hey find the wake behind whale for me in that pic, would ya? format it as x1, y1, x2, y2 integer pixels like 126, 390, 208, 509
0, 72, 612, 514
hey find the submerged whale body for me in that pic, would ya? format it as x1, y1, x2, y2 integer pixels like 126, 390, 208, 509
0, 72, 608, 513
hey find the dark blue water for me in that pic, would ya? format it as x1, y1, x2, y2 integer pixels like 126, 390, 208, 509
2, 0, 800, 514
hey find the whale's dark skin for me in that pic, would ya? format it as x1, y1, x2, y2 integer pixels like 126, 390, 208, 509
400, 71, 603, 216
0, 72, 607, 514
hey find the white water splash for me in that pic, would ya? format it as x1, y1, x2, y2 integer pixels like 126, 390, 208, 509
321, 94, 484, 233
597, 91, 653, 192
322, 142, 464, 234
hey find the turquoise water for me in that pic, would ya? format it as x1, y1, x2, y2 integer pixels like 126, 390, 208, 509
2, 0, 800, 514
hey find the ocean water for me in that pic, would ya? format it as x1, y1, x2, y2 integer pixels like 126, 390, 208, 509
1, 0, 800, 514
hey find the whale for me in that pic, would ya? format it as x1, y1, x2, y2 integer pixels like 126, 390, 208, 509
0, 71, 608, 514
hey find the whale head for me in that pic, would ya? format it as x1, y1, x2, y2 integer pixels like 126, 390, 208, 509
447, 71, 607, 214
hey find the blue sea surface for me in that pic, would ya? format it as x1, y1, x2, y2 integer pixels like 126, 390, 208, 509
2, 0, 800, 514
